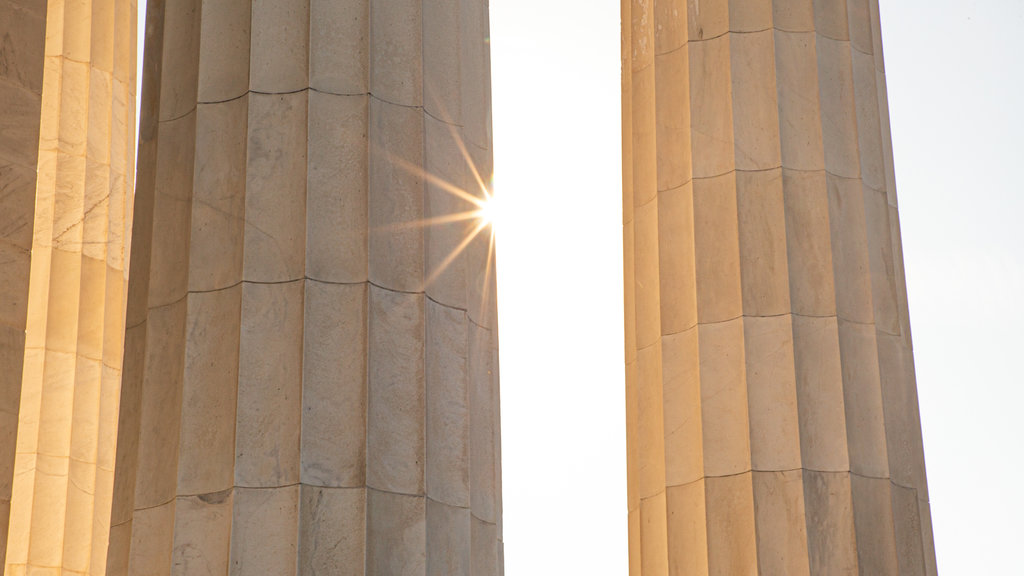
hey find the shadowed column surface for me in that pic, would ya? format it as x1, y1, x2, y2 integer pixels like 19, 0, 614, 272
621, 0, 936, 574
106, 0, 502, 574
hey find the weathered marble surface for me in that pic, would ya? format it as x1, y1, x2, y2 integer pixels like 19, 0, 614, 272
2, 0, 137, 574
621, 0, 936, 573
107, 0, 502, 574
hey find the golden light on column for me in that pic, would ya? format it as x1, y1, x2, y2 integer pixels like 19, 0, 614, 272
4, 0, 136, 574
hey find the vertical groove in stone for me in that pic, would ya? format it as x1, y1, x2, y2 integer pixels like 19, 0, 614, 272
3, 0, 135, 573
107, 0, 499, 573
622, 0, 934, 573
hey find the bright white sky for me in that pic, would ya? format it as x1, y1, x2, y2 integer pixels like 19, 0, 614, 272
131, 0, 1024, 572
491, 0, 1024, 573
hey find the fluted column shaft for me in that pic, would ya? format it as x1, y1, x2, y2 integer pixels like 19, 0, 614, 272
107, 0, 501, 574
2, 0, 136, 574
621, 0, 935, 573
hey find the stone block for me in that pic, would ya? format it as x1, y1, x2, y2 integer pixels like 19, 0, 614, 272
654, 45, 692, 192
705, 473, 756, 576
662, 328, 702, 487
424, 114, 471, 308
189, 97, 248, 292
698, 318, 750, 477
171, 491, 232, 576
634, 196, 661, 348
802, 470, 858, 573
863, 186, 899, 333
730, 0, 772, 31
730, 30, 781, 170
639, 492, 668, 575
367, 489, 426, 576
891, 484, 927, 576
134, 301, 186, 509
689, 35, 735, 177
772, 0, 815, 32
666, 480, 708, 574
370, 0, 422, 106
782, 168, 835, 316
197, 0, 250, 102
653, 0, 686, 54
687, 0, 727, 40
657, 181, 697, 335
744, 316, 801, 471
469, 321, 496, 520
424, 0, 462, 124
838, 320, 889, 478
301, 280, 367, 488
310, 0, 368, 94
752, 470, 810, 575
816, 36, 860, 178
244, 92, 308, 283
128, 501, 176, 576
850, 474, 899, 574
158, 0, 200, 121
235, 280, 303, 487
636, 340, 667, 499
827, 174, 874, 324
426, 499, 470, 576
737, 168, 790, 315
630, 63, 657, 207
178, 286, 241, 495
774, 30, 825, 171
852, 49, 884, 190
791, 315, 849, 471
306, 91, 368, 284
299, 486, 366, 576
813, 0, 849, 40
368, 98, 424, 292
367, 286, 425, 495
426, 301, 470, 507
249, 0, 309, 93
693, 173, 741, 323
229, 486, 299, 576
148, 113, 196, 308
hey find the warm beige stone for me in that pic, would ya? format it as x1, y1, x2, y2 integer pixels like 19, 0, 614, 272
249, 0, 309, 93
426, 499, 470, 576
196, 0, 250, 102
301, 281, 367, 488
229, 487, 299, 576
752, 470, 810, 575
171, 492, 232, 576
243, 92, 308, 283
188, 98, 248, 292
298, 486, 365, 576
178, 288, 241, 495
309, 0, 367, 95
623, 0, 934, 572
368, 286, 425, 495
426, 301, 470, 507
850, 474, 900, 574
803, 471, 859, 573
367, 489, 426, 576
236, 280, 304, 488
306, 91, 368, 284
656, 182, 697, 335
95, 1, 501, 573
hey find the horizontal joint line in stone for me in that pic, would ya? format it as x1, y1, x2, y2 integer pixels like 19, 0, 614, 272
646, 468, 924, 495
650, 28, 877, 59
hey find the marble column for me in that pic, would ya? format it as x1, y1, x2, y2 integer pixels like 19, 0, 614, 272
0, 0, 46, 562
1, 0, 136, 574
621, 0, 935, 573
106, 0, 502, 574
